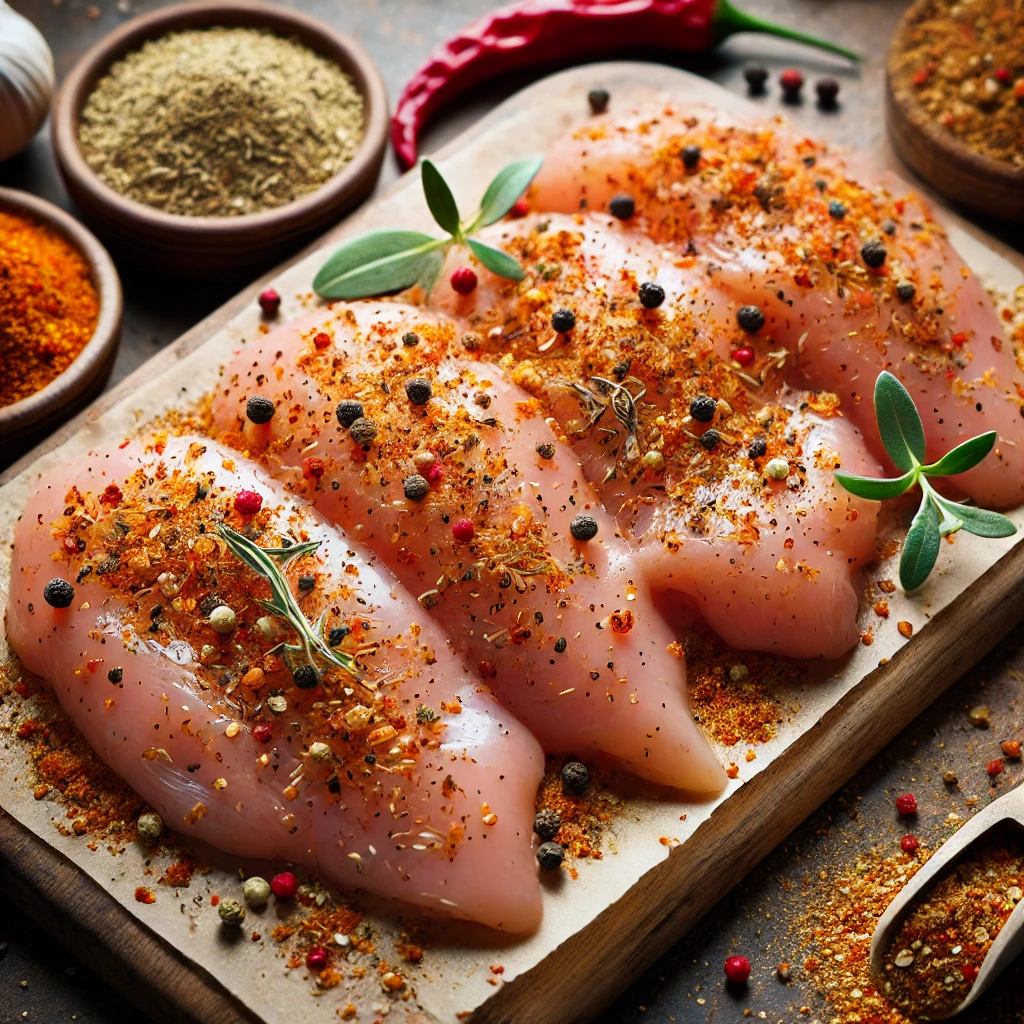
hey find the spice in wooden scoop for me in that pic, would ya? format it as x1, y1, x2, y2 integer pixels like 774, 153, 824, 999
78, 27, 365, 217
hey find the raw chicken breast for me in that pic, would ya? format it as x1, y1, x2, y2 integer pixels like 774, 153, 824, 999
211, 302, 724, 794
6, 435, 544, 932
530, 105, 1023, 508
431, 213, 881, 658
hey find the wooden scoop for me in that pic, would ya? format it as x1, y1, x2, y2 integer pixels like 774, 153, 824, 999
869, 784, 1024, 1019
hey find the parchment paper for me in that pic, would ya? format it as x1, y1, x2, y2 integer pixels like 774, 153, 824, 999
2, 64, 1024, 1024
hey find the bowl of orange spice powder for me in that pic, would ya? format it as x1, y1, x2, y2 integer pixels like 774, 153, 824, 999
0, 187, 122, 449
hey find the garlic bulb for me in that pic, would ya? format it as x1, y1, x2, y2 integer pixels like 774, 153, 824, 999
0, 1, 55, 163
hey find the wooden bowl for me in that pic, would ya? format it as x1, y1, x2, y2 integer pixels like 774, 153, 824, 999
886, 0, 1024, 222
51, 0, 389, 279
0, 187, 123, 449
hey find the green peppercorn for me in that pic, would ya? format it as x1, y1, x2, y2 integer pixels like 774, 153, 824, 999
336, 400, 364, 427
403, 474, 430, 502
561, 760, 590, 794
587, 86, 610, 114
535, 442, 556, 459
608, 194, 635, 219
551, 308, 576, 333
737, 305, 766, 334
638, 281, 665, 308
642, 450, 665, 471
246, 395, 276, 424
570, 514, 598, 541
43, 578, 74, 608
218, 898, 246, 926
689, 395, 717, 423
136, 811, 163, 843
699, 429, 721, 451
208, 605, 237, 635
293, 664, 320, 690
765, 457, 789, 481
896, 281, 916, 302
861, 239, 887, 268
348, 417, 379, 446
107, 666, 123, 684
682, 144, 701, 169
405, 377, 433, 405
537, 841, 565, 870
242, 876, 271, 908
534, 808, 562, 841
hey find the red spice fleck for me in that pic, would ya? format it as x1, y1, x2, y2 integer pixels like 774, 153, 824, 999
901, 833, 920, 854
271, 871, 298, 899
724, 955, 751, 983
134, 887, 155, 904
912, 67, 931, 87
962, 964, 979, 983
994, 67, 1011, 85
258, 288, 281, 316
16, 720, 38, 739
951, 331, 968, 347
210, 894, 220, 906
1001, 740, 1021, 759
450, 267, 477, 294
452, 518, 475, 542
896, 792, 918, 816
63, 535, 80, 554
99, 484, 122, 507
986, 758, 1005, 777
732, 346, 754, 367
426, 461, 444, 483
302, 457, 325, 480
313, 332, 331, 350
510, 198, 530, 218
478, 660, 497, 678
234, 490, 263, 515
252, 723, 273, 744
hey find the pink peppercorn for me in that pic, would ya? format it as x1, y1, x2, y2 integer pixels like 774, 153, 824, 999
426, 461, 444, 483
452, 518, 475, 542
895, 792, 917, 816
258, 288, 281, 316
994, 67, 1011, 85
270, 871, 298, 899
306, 947, 328, 970
450, 267, 478, 295
901, 834, 920, 854
732, 346, 754, 367
987, 758, 1005, 777
510, 197, 530, 218
234, 490, 263, 516
252, 724, 273, 744
724, 955, 750, 984
779, 68, 804, 97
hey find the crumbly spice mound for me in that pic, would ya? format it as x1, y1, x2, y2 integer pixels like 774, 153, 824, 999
891, 0, 1024, 168
79, 28, 364, 216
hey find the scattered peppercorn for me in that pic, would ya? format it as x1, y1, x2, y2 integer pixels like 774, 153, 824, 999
270, 871, 298, 899
816, 78, 840, 108
699, 429, 721, 451
246, 395, 275, 424
336, 399, 364, 427
561, 760, 590, 794
534, 808, 561, 840
218, 898, 246, 926
537, 841, 564, 870
233, 490, 263, 516
450, 266, 477, 294
638, 281, 665, 308
732, 346, 754, 367
861, 239, 887, 268
690, 395, 717, 423
828, 199, 847, 219
896, 281, 916, 301
986, 758, 1005, 777
252, 723, 273, 744
43, 578, 75, 608
748, 437, 768, 459
298, 575, 316, 592
293, 664, 319, 690
737, 304, 766, 333
451, 518, 475, 543
901, 833, 921, 854
510, 197, 530, 217
243, 876, 271, 907
1001, 740, 1021, 759
402, 331, 419, 347
681, 143, 701, 169
724, 955, 751, 984
554, 637, 567, 654
608, 193, 635, 219
107, 666, 123, 684
779, 68, 804, 100
258, 288, 281, 316
536, 441, 556, 459
895, 792, 918, 816
136, 811, 163, 843
642, 449, 665, 472
403, 474, 431, 502
744, 65, 769, 94
569, 514, 598, 541
208, 605, 237, 635
551, 307, 577, 333
405, 377, 433, 405
765, 458, 789, 481
587, 86, 610, 114
306, 946, 328, 970
348, 417, 379, 447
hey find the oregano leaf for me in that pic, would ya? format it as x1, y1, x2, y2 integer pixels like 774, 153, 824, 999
835, 468, 917, 501
932, 497, 1016, 539
313, 231, 445, 300
468, 238, 526, 281
875, 371, 927, 472
474, 155, 544, 229
900, 494, 940, 591
921, 432, 996, 477
421, 160, 461, 237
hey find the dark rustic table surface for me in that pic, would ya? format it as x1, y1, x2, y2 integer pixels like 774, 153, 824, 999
2, 2, 1023, 1023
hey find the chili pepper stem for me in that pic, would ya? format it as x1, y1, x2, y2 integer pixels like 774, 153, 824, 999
714, 0, 862, 61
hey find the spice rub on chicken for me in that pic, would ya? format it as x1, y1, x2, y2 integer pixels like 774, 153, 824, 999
6, 435, 545, 933
529, 103, 1024, 508
212, 302, 724, 795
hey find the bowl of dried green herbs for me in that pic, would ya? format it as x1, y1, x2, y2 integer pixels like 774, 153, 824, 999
51, 0, 388, 278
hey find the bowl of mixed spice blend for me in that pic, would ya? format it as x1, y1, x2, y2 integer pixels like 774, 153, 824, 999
52, 0, 388, 277
0, 187, 122, 453
887, 0, 1024, 221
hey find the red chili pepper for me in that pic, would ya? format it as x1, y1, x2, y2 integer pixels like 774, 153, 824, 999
392, 0, 859, 168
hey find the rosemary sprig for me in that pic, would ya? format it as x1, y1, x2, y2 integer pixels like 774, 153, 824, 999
312, 155, 543, 300
216, 525, 364, 682
835, 372, 1016, 591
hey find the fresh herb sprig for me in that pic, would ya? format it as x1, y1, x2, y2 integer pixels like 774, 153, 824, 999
835, 372, 1016, 591
313, 155, 543, 300
217, 525, 364, 682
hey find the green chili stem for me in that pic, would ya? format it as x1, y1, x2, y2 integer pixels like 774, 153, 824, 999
715, 0, 862, 62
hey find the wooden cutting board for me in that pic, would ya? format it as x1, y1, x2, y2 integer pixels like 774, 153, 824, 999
3, 62, 1024, 1024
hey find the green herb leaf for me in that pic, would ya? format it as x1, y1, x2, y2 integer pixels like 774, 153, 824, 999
313, 230, 445, 300
421, 160, 461, 237
932, 496, 1016, 539
417, 249, 446, 294
835, 468, 917, 501
900, 494, 941, 591
467, 238, 526, 281
921, 432, 996, 477
875, 371, 927, 472
473, 155, 544, 229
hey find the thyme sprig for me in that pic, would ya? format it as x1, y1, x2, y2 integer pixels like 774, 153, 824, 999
217, 525, 365, 682
835, 372, 1016, 591
312, 155, 543, 300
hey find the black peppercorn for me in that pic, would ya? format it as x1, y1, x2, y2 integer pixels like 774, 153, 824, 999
816, 78, 840, 109
108, 667, 123, 684
554, 637, 567, 654
561, 760, 590, 794
882, 219, 897, 236
349, 418, 379, 446
402, 331, 419, 347
403, 474, 430, 501
638, 281, 666, 309
364, 753, 376, 765
587, 86, 610, 114
534, 808, 562, 841
699, 429, 721, 451
328, 625, 350, 647
682, 144, 701, 169
609, 193, 635, 219
737, 304, 766, 334
537, 841, 565, 871
551, 308, 576, 333
896, 281, 916, 302
43, 578, 74, 608
748, 436, 768, 459
293, 664, 319, 690
405, 377, 433, 405
536, 442, 556, 459
743, 65, 768, 94
828, 200, 846, 220
298, 575, 316, 592
336, 400, 364, 428
246, 395, 276, 424
570, 514, 599, 541
690, 394, 717, 423
861, 239, 887, 268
